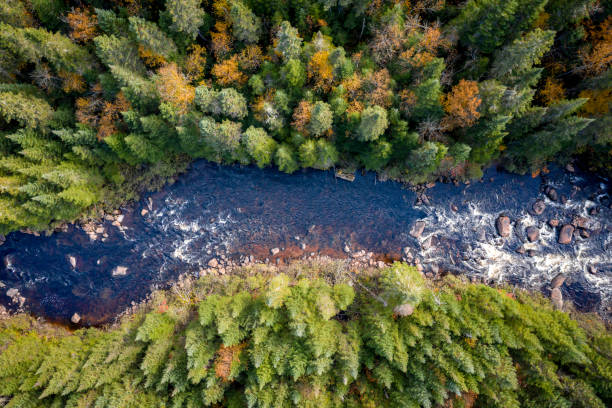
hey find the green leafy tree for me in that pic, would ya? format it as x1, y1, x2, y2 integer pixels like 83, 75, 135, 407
275, 143, 299, 173
242, 126, 277, 167
281, 59, 307, 89
308, 101, 333, 137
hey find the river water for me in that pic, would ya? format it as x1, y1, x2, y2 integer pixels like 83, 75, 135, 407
0, 161, 610, 324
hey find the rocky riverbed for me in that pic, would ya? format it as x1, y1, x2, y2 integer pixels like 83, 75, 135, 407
0, 161, 610, 325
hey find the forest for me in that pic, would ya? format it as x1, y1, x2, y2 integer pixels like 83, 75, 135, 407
1, 262, 611, 407
0, 0, 610, 233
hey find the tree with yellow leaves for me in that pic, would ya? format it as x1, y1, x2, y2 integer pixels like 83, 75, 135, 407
156, 63, 195, 114
307, 50, 334, 93
211, 55, 247, 87
539, 77, 565, 106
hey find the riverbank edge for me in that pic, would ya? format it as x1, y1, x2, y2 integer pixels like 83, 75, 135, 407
1, 256, 605, 331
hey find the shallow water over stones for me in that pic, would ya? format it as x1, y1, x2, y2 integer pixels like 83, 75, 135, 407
0, 161, 610, 324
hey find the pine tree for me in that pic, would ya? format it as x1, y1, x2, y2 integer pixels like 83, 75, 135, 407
229, 1, 262, 44
166, 0, 206, 39
129, 17, 178, 60
357, 106, 388, 141
275, 21, 303, 62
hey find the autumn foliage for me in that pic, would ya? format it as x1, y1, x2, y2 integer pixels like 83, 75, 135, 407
211, 55, 247, 86
156, 63, 195, 114
66, 8, 98, 43
442, 79, 481, 130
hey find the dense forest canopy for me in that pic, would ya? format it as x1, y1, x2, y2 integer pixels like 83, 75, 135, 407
1, 262, 611, 407
0, 0, 610, 233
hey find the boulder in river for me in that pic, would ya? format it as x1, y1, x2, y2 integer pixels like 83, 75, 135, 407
68, 256, 77, 268
112, 266, 128, 276
496, 216, 511, 237
532, 200, 545, 215
571, 216, 587, 229
580, 229, 590, 239
207, 258, 219, 268
526, 226, 539, 242
0, 235, 5, 246
409, 221, 426, 238
270, 247, 280, 256
548, 219, 559, 228
71, 313, 81, 324
551, 274, 566, 289
550, 288, 563, 310
141, 208, 149, 216
516, 246, 526, 254
546, 188, 558, 202
558, 225, 574, 244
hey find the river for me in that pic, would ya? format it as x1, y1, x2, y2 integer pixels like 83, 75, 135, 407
0, 161, 610, 324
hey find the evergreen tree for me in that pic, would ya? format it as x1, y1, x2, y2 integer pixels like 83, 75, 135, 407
129, 17, 178, 60
275, 21, 303, 62
357, 106, 388, 141
229, 1, 262, 44
166, 0, 206, 39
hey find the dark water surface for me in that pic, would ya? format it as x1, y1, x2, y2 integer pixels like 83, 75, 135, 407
1, 161, 610, 324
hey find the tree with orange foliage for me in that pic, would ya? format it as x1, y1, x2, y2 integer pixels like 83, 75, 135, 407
97, 92, 130, 139
291, 100, 313, 135
66, 8, 98, 43
57, 70, 86, 93
211, 55, 247, 87
210, 22, 232, 59
539, 77, 565, 106
156, 63, 195, 114
441, 79, 481, 130
579, 16, 612, 76
307, 50, 333, 93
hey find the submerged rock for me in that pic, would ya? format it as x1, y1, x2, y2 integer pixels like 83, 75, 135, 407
409, 221, 426, 238
551, 274, 566, 289
496, 216, 511, 237
532, 200, 546, 215
526, 226, 539, 242
112, 266, 128, 276
558, 225, 574, 244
